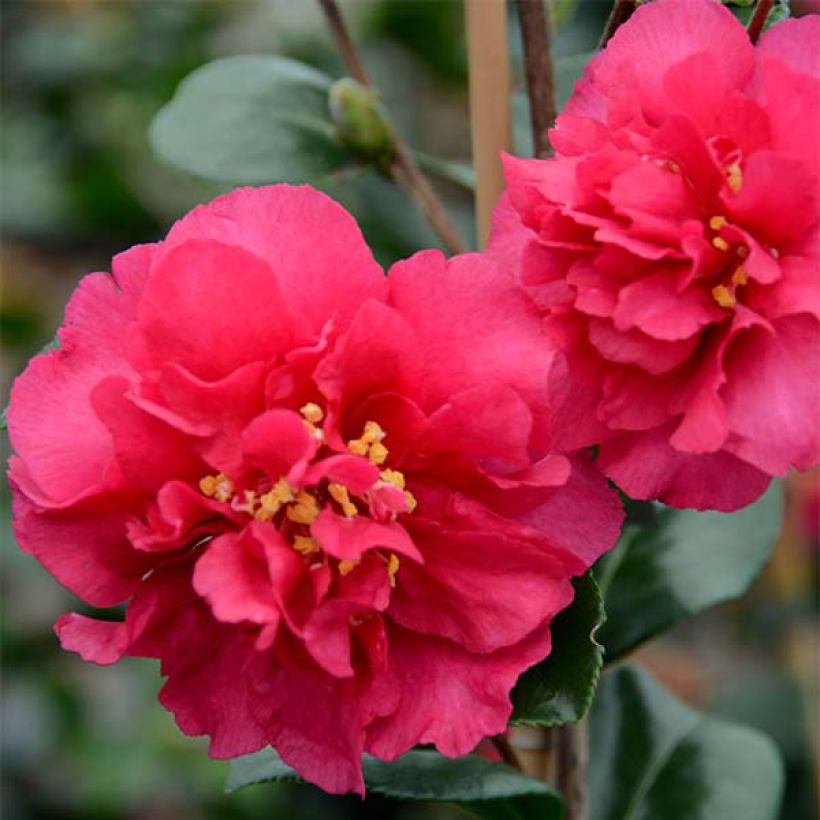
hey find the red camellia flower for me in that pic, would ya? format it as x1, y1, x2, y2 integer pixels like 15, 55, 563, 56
491, 0, 820, 510
8, 185, 622, 794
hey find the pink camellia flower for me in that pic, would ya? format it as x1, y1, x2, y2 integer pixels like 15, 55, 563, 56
8, 185, 622, 795
491, 0, 819, 511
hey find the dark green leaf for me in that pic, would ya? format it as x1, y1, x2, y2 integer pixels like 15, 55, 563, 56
589, 665, 784, 820
149, 55, 347, 184
596, 483, 783, 662
511, 572, 605, 726
227, 748, 562, 819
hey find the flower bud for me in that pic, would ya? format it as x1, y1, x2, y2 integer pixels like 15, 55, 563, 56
328, 78, 394, 167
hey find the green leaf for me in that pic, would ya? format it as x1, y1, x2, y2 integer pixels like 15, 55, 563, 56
589, 665, 784, 820
596, 482, 783, 662
511, 572, 605, 726
227, 748, 562, 819
149, 55, 348, 185
723, 0, 791, 29
414, 151, 476, 192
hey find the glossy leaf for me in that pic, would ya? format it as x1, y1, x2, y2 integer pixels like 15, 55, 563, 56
511, 572, 605, 726
589, 665, 784, 820
227, 748, 562, 819
596, 483, 783, 662
149, 55, 347, 185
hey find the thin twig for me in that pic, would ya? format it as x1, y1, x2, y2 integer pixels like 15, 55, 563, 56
549, 723, 588, 820
316, 0, 467, 254
515, 0, 556, 159
599, 0, 638, 48
491, 734, 524, 771
747, 0, 774, 43
316, 0, 368, 85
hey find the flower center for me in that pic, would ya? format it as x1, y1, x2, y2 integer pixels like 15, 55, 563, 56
705, 214, 750, 310
197, 407, 415, 588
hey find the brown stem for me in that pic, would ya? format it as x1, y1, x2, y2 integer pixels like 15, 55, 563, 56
316, 0, 467, 254
747, 0, 774, 44
316, 0, 369, 85
515, 0, 556, 159
491, 734, 524, 771
599, 0, 638, 48
465, 0, 513, 247
549, 723, 588, 820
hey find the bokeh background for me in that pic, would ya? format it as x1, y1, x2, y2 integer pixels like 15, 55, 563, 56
2, 2, 817, 818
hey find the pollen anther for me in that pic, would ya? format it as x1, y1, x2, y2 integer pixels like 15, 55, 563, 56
708, 215, 727, 231
348, 420, 389, 464
255, 478, 294, 521
328, 482, 358, 518
199, 473, 234, 502
731, 266, 748, 287
338, 559, 359, 576
387, 553, 400, 587
368, 441, 389, 465
300, 403, 324, 424
286, 490, 321, 525
293, 535, 320, 556
726, 161, 743, 194
712, 284, 736, 309
712, 237, 730, 252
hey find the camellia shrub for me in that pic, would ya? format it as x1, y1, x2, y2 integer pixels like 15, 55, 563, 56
5, 0, 817, 817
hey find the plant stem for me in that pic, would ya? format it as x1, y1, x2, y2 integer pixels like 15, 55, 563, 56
316, 0, 467, 255
464, 0, 513, 247
599, 0, 638, 48
747, 0, 774, 43
491, 734, 524, 770
549, 722, 588, 820
514, 0, 556, 159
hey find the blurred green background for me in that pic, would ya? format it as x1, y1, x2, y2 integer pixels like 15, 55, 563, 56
1, 1, 817, 818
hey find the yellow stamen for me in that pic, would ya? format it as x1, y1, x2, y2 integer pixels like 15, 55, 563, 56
255, 478, 294, 521
380, 468, 406, 490
712, 236, 730, 252
328, 482, 358, 518
726, 161, 743, 194
304, 421, 325, 442
299, 402, 324, 424
199, 473, 234, 502
404, 490, 418, 514
712, 284, 736, 309
387, 553, 400, 588
286, 490, 320, 525
347, 438, 370, 456
731, 266, 748, 287
293, 535, 320, 556
368, 441, 389, 465
338, 559, 359, 576
348, 420, 389, 463
708, 215, 727, 231
362, 421, 385, 444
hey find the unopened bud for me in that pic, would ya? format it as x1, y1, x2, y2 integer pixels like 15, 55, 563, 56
329, 78, 394, 167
